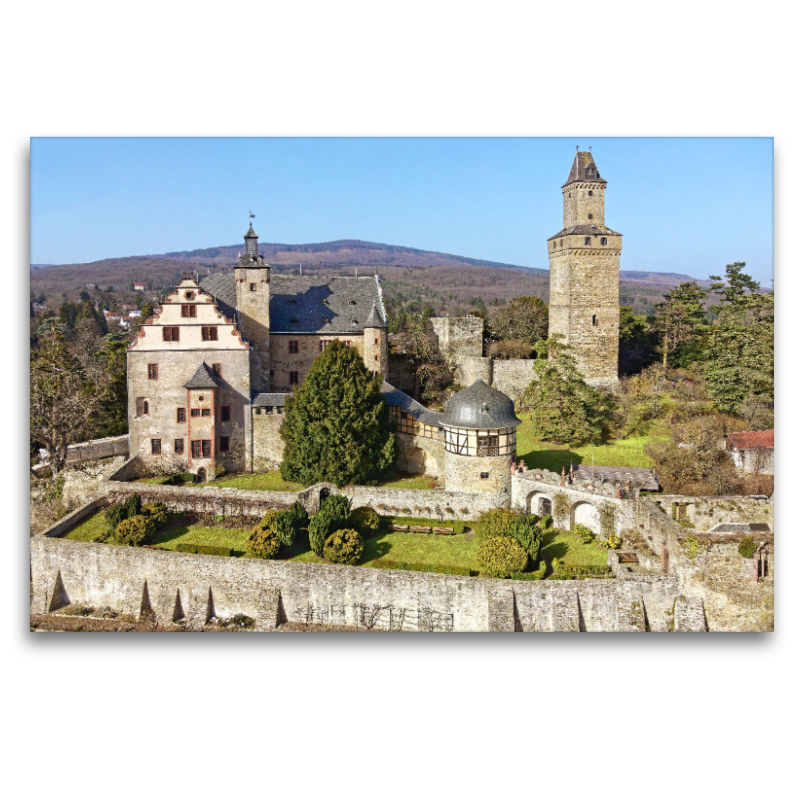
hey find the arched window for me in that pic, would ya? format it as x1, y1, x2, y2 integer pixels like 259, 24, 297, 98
143, 400, 150, 414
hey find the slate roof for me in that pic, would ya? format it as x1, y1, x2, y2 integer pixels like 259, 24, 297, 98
547, 224, 621, 240
381, 382, 443, 427
184, 362, 221, 390
199, 273, 386, 334
571, 465, 660, 491
563, 150, 606, 187
252, 392, 292, 408
726, 430, 774, 451
440, 379, 521, 430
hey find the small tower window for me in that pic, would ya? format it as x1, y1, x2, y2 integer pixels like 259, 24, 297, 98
588, 214, 593, 220
601, 237, 607, 245
584, 237, 591, 245
588, 190, 593, 196
250, 283, 257, 292
289, 340, 299, 353
592, 314, 598, 326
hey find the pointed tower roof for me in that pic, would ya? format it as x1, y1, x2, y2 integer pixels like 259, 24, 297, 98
184, 362, 221, 390
364, 301, 387, 328
244, 223, 258, 239
563, 150, 607, 187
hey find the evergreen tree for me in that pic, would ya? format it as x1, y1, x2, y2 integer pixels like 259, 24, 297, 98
518, 335, 615, 446
653, 281, 710, 368
279, 340, 394, 486
704, 263, 773, 415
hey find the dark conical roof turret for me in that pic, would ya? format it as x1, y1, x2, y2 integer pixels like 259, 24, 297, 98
440, 379, 521, 430
563, 150, 606, 187
245, 223, 258, 239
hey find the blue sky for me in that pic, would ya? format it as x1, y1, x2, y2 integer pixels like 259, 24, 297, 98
30, 137, 774, 285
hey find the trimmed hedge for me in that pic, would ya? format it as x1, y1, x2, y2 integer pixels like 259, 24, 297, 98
246, 524, 281, 559
142, 501, 171, 527
323, 528, 364, 565
174, 543, 232, 557
348, 506, 381, 537
381, 516, 466, 535
551, 564, 613, 579
369, 560, 473, 577
477, 536, 529, 579
474, 509, 518, 541
114, 514, 154, 546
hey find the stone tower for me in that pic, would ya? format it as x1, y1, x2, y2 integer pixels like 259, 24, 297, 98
439, 379, 521, 507
234, 223, 271, 391
547, 149, 621, 388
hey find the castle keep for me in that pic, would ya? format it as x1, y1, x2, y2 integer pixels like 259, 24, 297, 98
547, 150, 621, 388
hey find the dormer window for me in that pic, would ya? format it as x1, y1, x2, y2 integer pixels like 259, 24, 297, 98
290, 318, 298, 326
289, 298, 296, 304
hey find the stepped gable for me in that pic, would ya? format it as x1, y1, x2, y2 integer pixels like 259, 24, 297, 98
199, 273, 384, 334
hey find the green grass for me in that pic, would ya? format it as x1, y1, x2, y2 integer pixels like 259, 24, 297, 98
148, 517, 251, 556
540, 528, 609, 567
515, 418, 664, 471
375, 472, 439, 490
62, 511, 111, 542
204, 471, 304, 492
60, 511, 608, 573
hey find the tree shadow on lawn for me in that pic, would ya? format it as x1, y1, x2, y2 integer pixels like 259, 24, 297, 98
517, 449, 584, 473
540, 531, 570, 561
361, 538, 393, 561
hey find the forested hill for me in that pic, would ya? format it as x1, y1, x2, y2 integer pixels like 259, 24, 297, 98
30, 239, 708, 314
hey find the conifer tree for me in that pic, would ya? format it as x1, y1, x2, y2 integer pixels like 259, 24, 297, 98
279, 340, 394, 486
518, 335, 615, 446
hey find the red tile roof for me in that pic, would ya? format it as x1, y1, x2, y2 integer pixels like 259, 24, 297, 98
727, 430, 774, 450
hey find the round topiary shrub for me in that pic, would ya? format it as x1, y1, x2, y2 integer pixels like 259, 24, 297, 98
322, 528, 364, 565
142, 501, 171, 527
246, 524, 281, 560
348, 506, 380, 537
474, 509, 519, 541
477, 535, 529, 578
114, 514, 154, 546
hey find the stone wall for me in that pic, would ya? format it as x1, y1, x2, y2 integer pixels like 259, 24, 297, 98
430, 316, 484, 361
251, 410, 285, 471
31, 535, 694, 632
490, 359, 537, 400
652, 495, 773, 531
394, 431, 444, 477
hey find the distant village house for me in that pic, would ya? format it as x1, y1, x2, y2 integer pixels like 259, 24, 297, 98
725, 430, 774, 475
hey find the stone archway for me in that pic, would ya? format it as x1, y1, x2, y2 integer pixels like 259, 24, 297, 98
570, 500, 601, 534
526, 491, 553, 517
196, 467, 207, 483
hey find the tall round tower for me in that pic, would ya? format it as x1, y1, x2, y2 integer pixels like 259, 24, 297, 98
440, 379, 521, 506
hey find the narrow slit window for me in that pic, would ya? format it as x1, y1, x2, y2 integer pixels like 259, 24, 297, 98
592, 314, 598, 326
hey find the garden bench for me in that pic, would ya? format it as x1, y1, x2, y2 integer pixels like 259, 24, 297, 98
431, 527, 455, 535
387, 524, 409, 532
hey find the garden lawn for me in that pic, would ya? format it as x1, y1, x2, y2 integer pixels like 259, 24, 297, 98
375, 471, 439, 490
62, 510, 111, 542
205, 471, 304, 492
540, 528, 609, 568
516, 418, 663, 471
147, 516, 251, 556
359, 532, 479, 572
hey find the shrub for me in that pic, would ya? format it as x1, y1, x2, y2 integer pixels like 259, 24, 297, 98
574, 523, 596, 545
114, 514, 153, 546
348, 506, 381, 537
227, 614, 255, 629
308, 496, 352, 556
174, 543, 232, 557
273, 503, 308, 548
551, 564, 612, 578
738, 536, 758, 558
538, 514, 553, 530
322, 528, 364, 565
474, 509, 518, 541
477, 536, 529, 578
320, 494, 352, 520
510, 516, 543, 563
598, 532, 622, 550
246, 523, 281, 559
123, 493, 142, 519
142, 501, 171, 527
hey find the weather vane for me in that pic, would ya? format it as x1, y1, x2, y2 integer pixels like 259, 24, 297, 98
249, 210, 256, 224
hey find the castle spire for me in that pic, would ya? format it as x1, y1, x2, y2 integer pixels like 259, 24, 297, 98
563, 149, 606, 187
